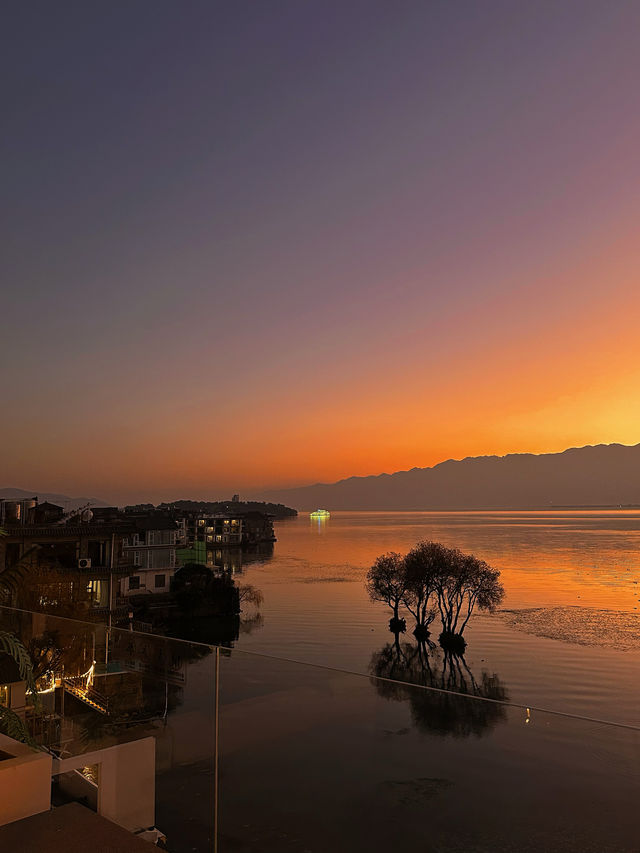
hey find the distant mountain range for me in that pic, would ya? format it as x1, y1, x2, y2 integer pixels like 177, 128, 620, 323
260, 443, 640, 510
0, 488, 108, 511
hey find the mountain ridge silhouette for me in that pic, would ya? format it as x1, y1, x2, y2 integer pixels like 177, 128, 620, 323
260, 443, 640, 510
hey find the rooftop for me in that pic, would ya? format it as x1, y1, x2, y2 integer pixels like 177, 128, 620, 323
0, 802, 155, 853
1, 523, 134, 538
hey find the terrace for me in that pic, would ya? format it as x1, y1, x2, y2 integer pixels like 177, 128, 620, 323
0, 604, 638, 852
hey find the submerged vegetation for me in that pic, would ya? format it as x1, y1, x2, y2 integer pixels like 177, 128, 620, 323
366, 540, 504, 650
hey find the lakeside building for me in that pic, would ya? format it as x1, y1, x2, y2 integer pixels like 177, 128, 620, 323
194, 514, 243, 546
121, 514, 178, 597
189, 512, 277, 572
0, 504, 133, 621
186, 510, 276, 550
1, 498, 275, 633
241, 510, 277, 545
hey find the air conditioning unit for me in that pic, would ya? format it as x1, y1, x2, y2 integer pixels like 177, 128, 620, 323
78, 558, 92, 569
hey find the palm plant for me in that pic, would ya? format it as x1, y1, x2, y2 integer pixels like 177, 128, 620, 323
0, 527, 41, 606
0, 529, 44, 746
0, 630, 40, 746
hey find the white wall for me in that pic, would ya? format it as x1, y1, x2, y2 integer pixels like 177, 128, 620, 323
0, 734, 52, 827
52, 736, 156, 833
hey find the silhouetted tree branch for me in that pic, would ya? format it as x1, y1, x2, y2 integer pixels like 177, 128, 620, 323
365, 552, 407, 624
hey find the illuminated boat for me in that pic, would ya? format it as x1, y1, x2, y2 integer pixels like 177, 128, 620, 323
309, 509, 330, 519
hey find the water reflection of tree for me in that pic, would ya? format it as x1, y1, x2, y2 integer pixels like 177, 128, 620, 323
239, 612, 264, 635
369, 640, 509, 738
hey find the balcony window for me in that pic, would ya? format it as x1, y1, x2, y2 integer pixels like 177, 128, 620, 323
87, 579, 108, 608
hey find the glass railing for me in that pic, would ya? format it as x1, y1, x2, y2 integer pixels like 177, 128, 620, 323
0, 604, 638, 852
0, 605, 218, 849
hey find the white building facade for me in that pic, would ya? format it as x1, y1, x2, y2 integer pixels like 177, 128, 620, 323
121, 516, 178, 596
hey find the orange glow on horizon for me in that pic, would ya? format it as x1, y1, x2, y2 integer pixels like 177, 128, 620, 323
5, 182, 640, 504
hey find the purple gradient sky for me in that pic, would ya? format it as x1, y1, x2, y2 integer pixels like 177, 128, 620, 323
3, 2, 640, 503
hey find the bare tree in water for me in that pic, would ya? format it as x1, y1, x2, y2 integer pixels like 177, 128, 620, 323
365, 541, 504, 650
365, 552, 407, 629
434, 549, 504, 649
237, 584, 264, 635
402, 541, 447, 639
237, 584, 264, 609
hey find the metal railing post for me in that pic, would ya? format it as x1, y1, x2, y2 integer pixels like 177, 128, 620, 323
214, 645, 220, 853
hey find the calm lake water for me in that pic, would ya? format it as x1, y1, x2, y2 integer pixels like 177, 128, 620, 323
235, 511, 640, 727
200, 511, 640, 851
30, 510, 634, 852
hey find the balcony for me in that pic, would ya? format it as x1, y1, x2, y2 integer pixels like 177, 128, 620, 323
0, 604, 638, 852
74, 562, 135, 576
89, 596, 128, 615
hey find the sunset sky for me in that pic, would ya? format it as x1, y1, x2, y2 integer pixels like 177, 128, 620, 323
3, 1, 640, 504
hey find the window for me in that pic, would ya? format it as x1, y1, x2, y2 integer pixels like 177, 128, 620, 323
129, 576, 140, 590
216, 535, 222, 542
207, 535, 213, 543
133, 551, 141, 566
198, 519, 205, 526
0, 685, 9, 707
87, 579, 107, 608
154, 574, 166, 588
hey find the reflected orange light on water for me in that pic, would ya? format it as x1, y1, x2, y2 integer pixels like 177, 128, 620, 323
271, 512, 640, 615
